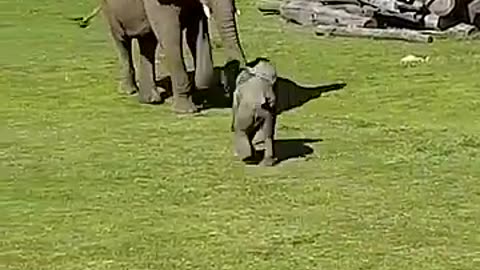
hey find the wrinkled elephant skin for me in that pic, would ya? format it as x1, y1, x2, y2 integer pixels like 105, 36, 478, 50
102, 0, 246, 114
232, 59, 277, 166
102, 0, 213, 112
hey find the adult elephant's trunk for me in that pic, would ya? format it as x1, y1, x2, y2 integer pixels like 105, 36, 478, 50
209, 0, 246, 66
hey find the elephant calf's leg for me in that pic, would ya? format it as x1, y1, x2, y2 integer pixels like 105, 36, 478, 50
258, 110, 276, 167
137, 34, 163, 104
234, 131, 253, 161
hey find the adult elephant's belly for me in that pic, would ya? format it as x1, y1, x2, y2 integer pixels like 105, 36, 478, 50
105, 0, 152, 37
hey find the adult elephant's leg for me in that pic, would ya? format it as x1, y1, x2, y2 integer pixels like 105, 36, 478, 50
208, 0, 246, 100
186, 13, 214, 91
155, 42, 169, 81
143, 0, 197, 113
105, 18, 138, 95
137, 33, 163, 104
113, 37, 138, 95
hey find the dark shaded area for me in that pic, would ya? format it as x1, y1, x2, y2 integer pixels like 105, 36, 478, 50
436, 0, 472, 30
245, 138, 322, 166
274, 138, 322, 164
374, 12, 426, 30
273, 78, 346, 115
155, 58, 346, 114
153, 67, 233, 108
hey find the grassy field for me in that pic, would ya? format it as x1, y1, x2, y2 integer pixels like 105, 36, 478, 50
1, 0, 480, 269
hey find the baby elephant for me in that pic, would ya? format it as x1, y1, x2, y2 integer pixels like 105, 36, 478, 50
231, 59, 277, 166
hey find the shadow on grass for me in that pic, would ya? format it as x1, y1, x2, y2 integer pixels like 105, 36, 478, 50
245, 138, 322, 166
275, 138, 322, 163
154, 59, 347, 114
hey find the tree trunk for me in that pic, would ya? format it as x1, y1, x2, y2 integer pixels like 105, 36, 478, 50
318, 0, 363, 5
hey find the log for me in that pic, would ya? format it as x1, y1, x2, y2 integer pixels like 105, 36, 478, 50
361, 5, 380, 16
311, 6, 378, 26
311, 15, 378, 27
327, 4, 369, 15
426, 0, 455, 17
395, 0, 425, 12
468, 0, 480, 24
279, 0, 326, 25
445, 22, 479, 36
280, 2, 377, 27
423, 13, 440, 29
257, 0, 282, 14
315, 25, 434, 42
419, 23, 479, 39
360, 0, 397, 11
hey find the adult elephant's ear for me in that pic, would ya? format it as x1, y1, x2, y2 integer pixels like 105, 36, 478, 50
209, 0, 247, 66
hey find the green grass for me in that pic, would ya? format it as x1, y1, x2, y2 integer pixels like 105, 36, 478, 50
1, 0, 479, 269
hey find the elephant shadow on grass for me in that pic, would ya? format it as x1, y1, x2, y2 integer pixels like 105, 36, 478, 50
245, 138, 323, 165
155, 61, 347, 115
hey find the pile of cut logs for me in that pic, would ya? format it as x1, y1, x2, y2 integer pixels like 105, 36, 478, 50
258, 0, 480, 42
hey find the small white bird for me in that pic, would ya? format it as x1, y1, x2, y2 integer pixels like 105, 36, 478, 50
400, 54, 430, 66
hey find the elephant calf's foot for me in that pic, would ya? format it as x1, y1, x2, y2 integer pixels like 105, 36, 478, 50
138, 90, 164, 105
234, 138, 253, 161
259, 156, 276, 167
172, 97, 199, 114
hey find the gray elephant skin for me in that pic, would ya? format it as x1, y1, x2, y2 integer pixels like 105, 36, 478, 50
101, 0, 246, 113
231, 59, 277, 166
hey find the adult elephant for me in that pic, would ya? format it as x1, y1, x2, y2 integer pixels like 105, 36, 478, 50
102, 0, 246, 114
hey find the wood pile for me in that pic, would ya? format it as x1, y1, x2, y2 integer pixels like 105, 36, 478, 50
258, 0, 480, 42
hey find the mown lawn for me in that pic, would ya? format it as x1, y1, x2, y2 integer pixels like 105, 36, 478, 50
1, 0, 479, 269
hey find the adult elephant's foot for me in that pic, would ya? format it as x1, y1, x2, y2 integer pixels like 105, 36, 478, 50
138, 89, 164, 105
118, 81, 139, 95
172, 96, 199, 114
